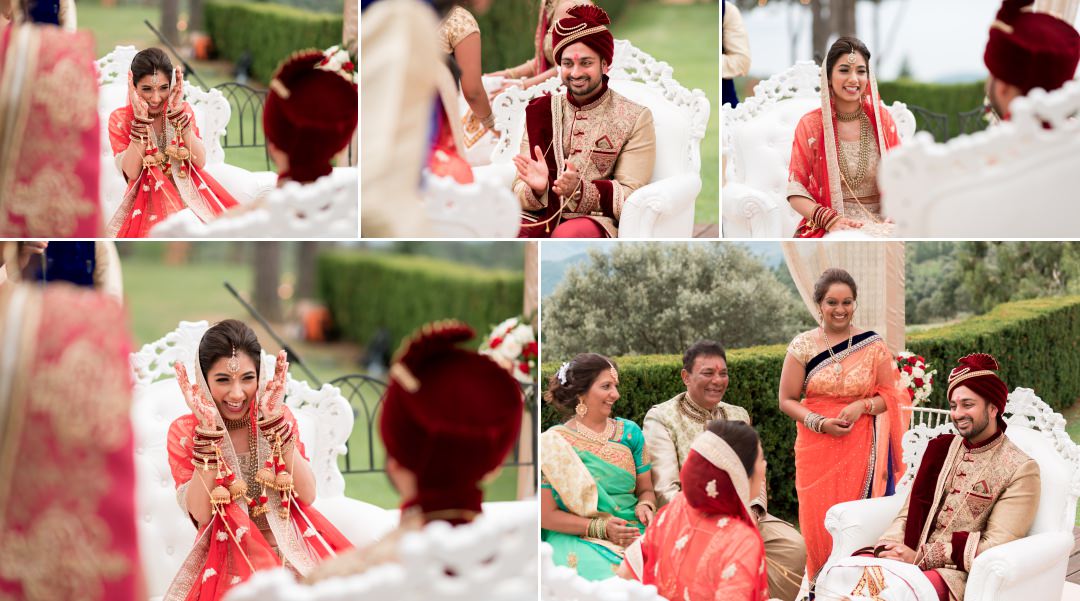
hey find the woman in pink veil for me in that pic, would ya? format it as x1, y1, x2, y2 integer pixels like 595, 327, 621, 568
786, 36, 902, 238
0, 243, 141, 600
106, 48, 239, 237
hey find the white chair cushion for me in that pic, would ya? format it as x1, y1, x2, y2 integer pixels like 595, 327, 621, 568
609, 79, 688, 183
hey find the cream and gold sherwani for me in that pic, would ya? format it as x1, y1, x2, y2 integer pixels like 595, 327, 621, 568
642, 392, 807, 601
514, 83, 655, 237
878, 433, 1040, 601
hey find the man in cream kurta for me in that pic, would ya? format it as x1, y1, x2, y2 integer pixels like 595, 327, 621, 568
869, 354, 1040, 601
642, 340, 806, 601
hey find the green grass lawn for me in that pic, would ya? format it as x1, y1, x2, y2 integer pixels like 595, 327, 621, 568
611, 2, 719, 227
121, 251, 526, 508
1062, 398, 1080, 525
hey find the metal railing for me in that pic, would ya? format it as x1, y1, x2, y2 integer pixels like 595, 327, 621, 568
213, 82, 271, 170
330, 375, 538, 484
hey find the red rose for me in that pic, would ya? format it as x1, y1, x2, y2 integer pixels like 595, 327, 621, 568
518, 362, 530, 374
908, 388, 916, 400
914, 377, 924, 388
907, 356, 918, 365
903, 365, 913, 374
489, 336, 503, 349
343, 61, 355, 72
319, 57, 330, 66
523, 342, 538, 359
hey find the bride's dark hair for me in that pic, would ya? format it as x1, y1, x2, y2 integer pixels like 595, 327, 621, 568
825, 36, 872, 80
198, 319, 262, 381
130, 47, 174, 83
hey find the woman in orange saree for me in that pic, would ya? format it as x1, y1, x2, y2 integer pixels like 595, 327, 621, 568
786, 36, 902, 238
106, 48, 238, 237
163, 319, 352, 600
621, 421, 771, 601
778, 268, 910, 586
0, 245, 141, 600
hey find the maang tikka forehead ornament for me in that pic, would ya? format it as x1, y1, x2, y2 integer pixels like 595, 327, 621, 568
847, 48, 857, 64
227, 346, 241, 374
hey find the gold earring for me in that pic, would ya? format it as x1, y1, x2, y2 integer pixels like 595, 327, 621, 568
575, 398, 587, 418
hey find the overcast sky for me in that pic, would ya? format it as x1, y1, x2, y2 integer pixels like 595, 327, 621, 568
736, 0, 1080, 83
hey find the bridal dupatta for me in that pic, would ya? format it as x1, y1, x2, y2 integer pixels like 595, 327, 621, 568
632, 431, 769, 601
788, 63, 902, 238
163, 347, 351, 601
788, 330, 910, 579
0, 23, 101, 236
0, 281, 140, 600
106, 102, 238, 238
540, 417, 649, 580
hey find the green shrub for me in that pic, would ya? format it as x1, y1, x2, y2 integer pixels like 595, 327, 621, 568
205, 1, 344, 83
475, 0, 632, 74
317, 252, 524, 351
542, 296, 1080, 522
876, 79, 988, 140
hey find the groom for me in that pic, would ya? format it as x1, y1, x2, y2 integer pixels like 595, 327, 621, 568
983, 0, 1079, 121
642, 341, 806, 601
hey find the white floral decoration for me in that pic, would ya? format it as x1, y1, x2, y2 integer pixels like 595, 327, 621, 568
897, 351, 937, 407
721, 563, 737, 580
479, 316, 538, 384
717, 517, 729, 528
235, 526, 248, 542
315, 45, 357, 85
202, 568, 217, 583
705, 479, 718, 498
216, 531, 228, 542
674, 534, 689, 550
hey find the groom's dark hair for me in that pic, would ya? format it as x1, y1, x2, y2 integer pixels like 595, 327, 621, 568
683, 341, 727, 372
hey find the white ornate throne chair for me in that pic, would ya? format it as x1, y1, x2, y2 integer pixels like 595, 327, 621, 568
485, 39, 710, 238
721, 61, 916, 238
97, 46, 277, 229
881, 80, 1080, 238
821, 388, 1080, 601
223, 500, 538, 601
130, 321, 396, 600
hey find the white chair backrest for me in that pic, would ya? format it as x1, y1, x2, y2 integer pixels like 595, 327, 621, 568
224, 501, 538, 601
540, 543, 665, 601
422, 169, 521, 238
881, 80, 1080, 238
900, 388, 1080, 537
148, 167, 359, 238
489, 39, 709, 183
722, 61, 916, 233
130, 321, 355, 598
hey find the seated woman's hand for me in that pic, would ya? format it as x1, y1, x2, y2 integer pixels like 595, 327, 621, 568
604, 516, 640, 547
258, 349, 289, 420
831, 217, 864, 231
634, 503, 654, 527
821, 417, 853, 437
174, 361, 217, 429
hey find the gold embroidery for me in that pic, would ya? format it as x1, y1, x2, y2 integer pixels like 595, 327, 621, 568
438, 7, 479, 54
567, 552, 579, 569
8, 166, 94, 235
555, 428, 635, 475
0, 507, 129, 601
33, 49, 98, 133
850, 565, 887, 599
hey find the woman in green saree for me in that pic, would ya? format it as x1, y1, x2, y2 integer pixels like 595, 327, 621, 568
540, 353, 657, 580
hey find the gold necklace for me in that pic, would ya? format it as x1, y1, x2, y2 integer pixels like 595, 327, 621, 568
835, 109, 862, 122
836, 112, 872, 191
572, 417, 614, 443
821, 325, 853, 375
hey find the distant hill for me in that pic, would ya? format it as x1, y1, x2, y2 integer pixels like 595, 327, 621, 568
541, 252, 591, 298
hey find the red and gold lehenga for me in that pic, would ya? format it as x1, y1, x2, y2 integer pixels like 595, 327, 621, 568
0, 280, 141, 600
787, 63, 902, 238
0, 23, 102, 236
163, 352, 352, 601
106, 103, 239, 238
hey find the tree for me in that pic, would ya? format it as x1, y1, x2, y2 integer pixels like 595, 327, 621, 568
253, 242, 282, 323
161, 0, 179, 46
542, 243, 813, 361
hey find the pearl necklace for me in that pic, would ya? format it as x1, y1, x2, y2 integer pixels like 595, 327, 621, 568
572, 417, 614, 443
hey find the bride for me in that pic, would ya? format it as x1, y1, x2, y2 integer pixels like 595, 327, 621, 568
106, 48, 239, 237
786, 37, 901, 238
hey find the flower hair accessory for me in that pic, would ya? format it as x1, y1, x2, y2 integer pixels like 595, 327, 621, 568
556, 362, 571, 385
315, 45, 357, 85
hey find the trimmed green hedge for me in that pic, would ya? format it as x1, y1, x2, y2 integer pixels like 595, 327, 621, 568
205, 1, 344, 83
317, 252, 524, 351
542, 296, 1080, 522
877, 79, 988, 140
476, 0, 631, 74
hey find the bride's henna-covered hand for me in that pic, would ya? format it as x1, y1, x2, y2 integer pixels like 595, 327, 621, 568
174, 361, 217, 428
259, 350, 289, 420
167, 65, 185, 114
128, 71, 150, 121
